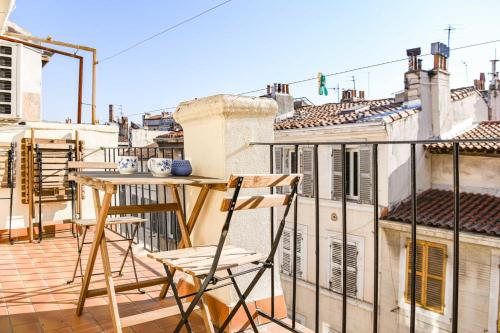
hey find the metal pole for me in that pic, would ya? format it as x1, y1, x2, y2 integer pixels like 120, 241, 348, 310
36, 144, 43, 242
8, 143, 14, 244
452, 142, 460, 333
314, 145, 320, 333
292, 144, 299, 329
341, 144, 347, 333
270, 144, 275, 318
410, 144, 417, 333
372, 144, 379, 333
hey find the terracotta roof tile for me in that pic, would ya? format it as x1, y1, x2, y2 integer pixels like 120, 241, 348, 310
427, 121, 500, 155
386, 189, 500, 236
450, 86, 484, 102
156, 130, 184, 139
274, 99, 421, 130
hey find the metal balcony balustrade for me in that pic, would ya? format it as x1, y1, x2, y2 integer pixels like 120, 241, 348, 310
251, 137, 500, 333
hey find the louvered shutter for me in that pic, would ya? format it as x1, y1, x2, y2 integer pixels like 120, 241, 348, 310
331, 146, 342, 201
426, 245, 445, 310
329, 238, 358, 297
300, 148, 314, 197
406, 241, 425, 306
296, 229, 304, 279
280, 228, 292, 275
329, 239, 342, 293
359, 145, 372, 204
274, 147, 283, 194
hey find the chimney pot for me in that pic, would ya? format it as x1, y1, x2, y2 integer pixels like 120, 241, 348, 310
266, 84, 271, 95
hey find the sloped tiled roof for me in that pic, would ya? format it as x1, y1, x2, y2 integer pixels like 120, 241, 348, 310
157, 130, 184, 139
427, 121, 500, 155
450, 86, 484, 102
386, 189, 500, 236
274, 99, 421, 130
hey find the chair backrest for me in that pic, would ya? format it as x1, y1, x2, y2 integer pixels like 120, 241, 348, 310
220, 174, 301, 212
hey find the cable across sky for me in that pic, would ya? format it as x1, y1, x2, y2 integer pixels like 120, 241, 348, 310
99, 0, 235, 63
123, 38, 500, 118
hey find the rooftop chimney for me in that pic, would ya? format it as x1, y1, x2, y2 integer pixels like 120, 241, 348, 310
406, 47, 421, 71
431, 42, 449, 71
429, 42, 451, 136
108, 104, 115, 123
265, 82, 294, 116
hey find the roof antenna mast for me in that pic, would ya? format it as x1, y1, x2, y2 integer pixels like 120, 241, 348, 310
444, 24, 456, 53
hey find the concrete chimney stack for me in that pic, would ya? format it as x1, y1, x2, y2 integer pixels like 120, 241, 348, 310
108, 104, 115, 123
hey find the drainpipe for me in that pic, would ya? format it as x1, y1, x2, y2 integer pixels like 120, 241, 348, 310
5, 32, 97, 124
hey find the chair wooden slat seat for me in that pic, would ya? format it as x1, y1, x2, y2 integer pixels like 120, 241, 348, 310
73, 216, 146, 227
148, 245, 266, 277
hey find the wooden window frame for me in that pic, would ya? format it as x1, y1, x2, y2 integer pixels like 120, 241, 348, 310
404, 239, 447, 314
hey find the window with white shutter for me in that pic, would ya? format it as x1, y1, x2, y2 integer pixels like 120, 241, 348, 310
0, 43, 15, 117
328, 237, 360, 298
280, 225, 307, 280
331, 145, 372, 204
299, 147, 314, 197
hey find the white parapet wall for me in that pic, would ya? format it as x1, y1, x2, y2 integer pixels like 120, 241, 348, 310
0, 121, 118, 233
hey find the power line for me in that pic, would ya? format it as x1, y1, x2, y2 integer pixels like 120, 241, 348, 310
126, 38, 500, 117
99, 0, 235, 63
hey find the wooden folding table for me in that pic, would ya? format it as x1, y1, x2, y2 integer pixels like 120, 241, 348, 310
73, 172, 226, 333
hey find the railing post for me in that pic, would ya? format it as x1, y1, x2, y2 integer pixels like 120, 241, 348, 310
341, 143, 347, 333
452, 142, 460, 333
410, 143, 417, 333
292, 144, 299, 329
372, 144, 379, 333
270, 144, 275, 318
314, 145, 320, 333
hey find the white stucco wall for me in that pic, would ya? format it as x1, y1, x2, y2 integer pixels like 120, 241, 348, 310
130, 128, 170, 147
380, 222, 500, 333
0, 122, 118, 231
431, 153, 500, 196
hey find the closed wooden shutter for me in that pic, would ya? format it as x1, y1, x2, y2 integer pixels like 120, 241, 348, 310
359, 145, 372, 204
300, 147, 314, 197
405, 240, 446, 313
331, 146, 342, 201
274, 147, 283, 194
329, 238, 358, 298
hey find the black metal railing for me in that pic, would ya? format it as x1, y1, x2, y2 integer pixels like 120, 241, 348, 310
102, 147, 184, 252
251, 138, 500, 333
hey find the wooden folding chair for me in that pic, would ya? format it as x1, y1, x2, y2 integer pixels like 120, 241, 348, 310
149, 173, 301, 333
66, 161, 147, 292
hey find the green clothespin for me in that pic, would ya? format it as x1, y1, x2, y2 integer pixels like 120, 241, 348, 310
318, 72, 328, 96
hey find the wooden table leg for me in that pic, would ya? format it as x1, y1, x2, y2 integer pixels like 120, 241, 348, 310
159, 185, 210, 298
76, 188, 114, 316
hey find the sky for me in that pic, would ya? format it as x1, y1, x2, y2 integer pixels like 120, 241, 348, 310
9, 0, 500, 124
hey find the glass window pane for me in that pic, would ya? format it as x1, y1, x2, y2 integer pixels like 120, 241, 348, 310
353, 151, 358, 196
345, 151, 350, 196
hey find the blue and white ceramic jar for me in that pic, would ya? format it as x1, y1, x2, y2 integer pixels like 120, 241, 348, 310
171, 160, 192, 177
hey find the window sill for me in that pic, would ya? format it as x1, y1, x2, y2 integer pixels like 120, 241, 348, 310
297, 196, 374, 212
